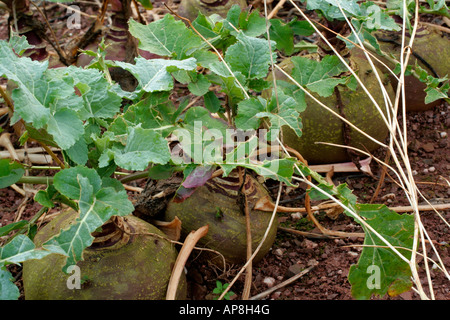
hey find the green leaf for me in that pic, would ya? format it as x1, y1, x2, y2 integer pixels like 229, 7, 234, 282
53, 166, 102, 200
290, 55, 348, 97
424, 84, 449, 104
288, 19, 315, 37
413, 64, 450, 104
235, 97, 266, 130
34, 190, 55, 208
136, 0, 152, 9
128, 15, 203, 59
64, 137, 89, 166
224, 33, 276, 80
269, 19, 295, 56
173, 107, 228, 164
307, 182, 336, 200
116, 57, 197, 94
65, 66, 123, 120
188, 74, 211, 96
0, 159, 25, 189
46, 108, 84, 150
360, 2, 400, 31
386, 0, 414, 26
0, 265, 20, 300
192, 12, 220, 39
8, 34, 33, 56
306, 0, 361, 20
221, 158, 297, 186
237, 9, 267, 37
0, 234, 51, 265
209, 71, 247, 107
203, 91, 222, 113
340, 20, 383, 54
0, 221, 29, 237
259, 89, 304, 139
148, 164, 178, 180
348, 204, 414, 300
112, 126, 172, 171
236, 87, 303, 140
224, 135, 259, 165
108, 91, 172, 137
0, 40, 50, 129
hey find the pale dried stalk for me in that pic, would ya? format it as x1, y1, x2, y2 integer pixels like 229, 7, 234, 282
166, 225, 209, 300
122, 184, 143, 192
419, 21, 450, 34
0, 133, 19, 161
267, 0, 287, 19
277, 201, 450, 215
241, 169, 253, 300
309, 157, 372, 174
394, 0, 433, 300
0, 152, 53, 164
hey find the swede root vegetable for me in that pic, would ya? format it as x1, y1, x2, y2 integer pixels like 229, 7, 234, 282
374, 26, 450, 111
268, 49, 395, 164
163, 170, 278, 265
23, 209, 187, 300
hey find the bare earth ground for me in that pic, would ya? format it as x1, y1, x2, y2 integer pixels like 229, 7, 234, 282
0, 0, 448, 300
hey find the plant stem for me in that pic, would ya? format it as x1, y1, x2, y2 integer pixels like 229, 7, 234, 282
118, 170, 149, 183
17, 175, 53, 184
30, 138, 66, 169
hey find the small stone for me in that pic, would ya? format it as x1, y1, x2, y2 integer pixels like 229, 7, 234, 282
303, 239, 318, 249
263, 277, 276, 288
307, 259, 319, 267
425, 110, 434, 118
440, 132, 447, 138
381, 193, 396, 201
290, 212, 302, 220
271, 291, 282, 299
286, 263, 304, 278
423, 168, 429, 174
420, 142, 435, 153
274, 248, 284, 257
428, 166, 436, 172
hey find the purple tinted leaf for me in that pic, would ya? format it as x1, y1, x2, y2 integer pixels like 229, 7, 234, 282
182, 165, 215, 189
173, 186, 197, 203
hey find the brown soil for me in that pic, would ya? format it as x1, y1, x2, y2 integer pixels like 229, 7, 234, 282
0, 0, 448, 301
